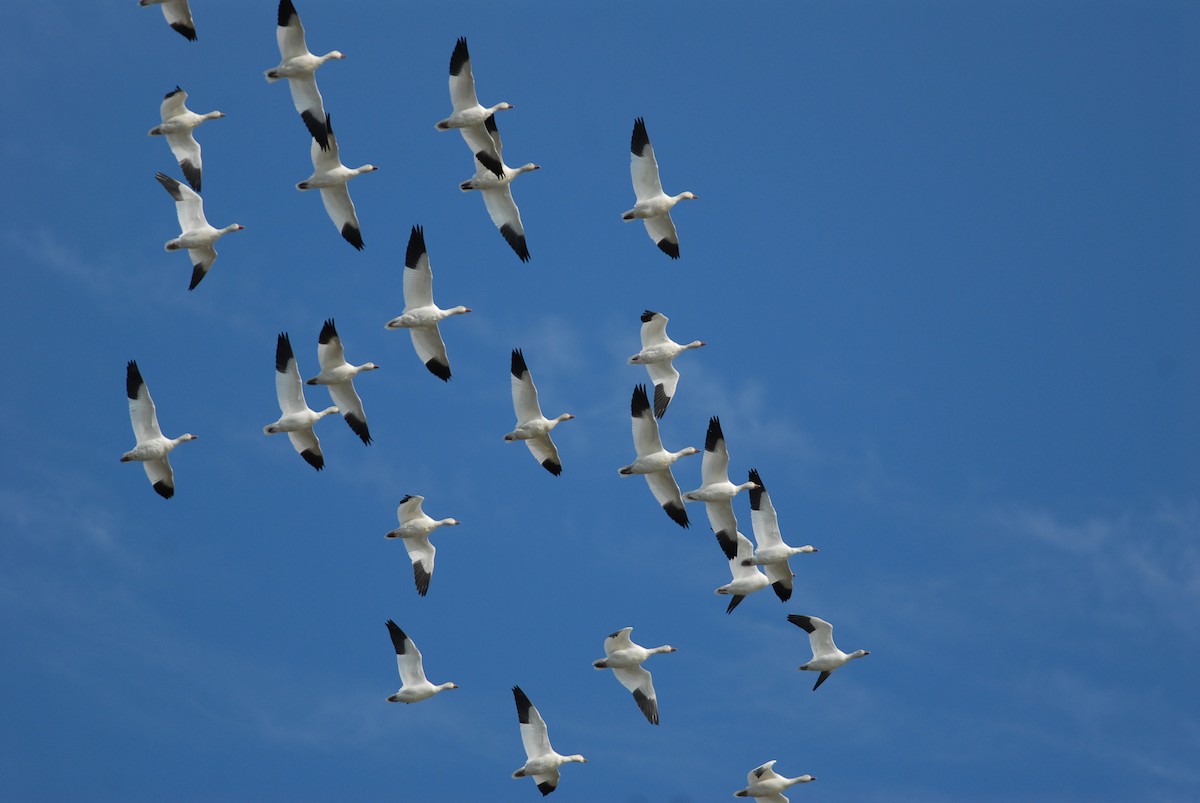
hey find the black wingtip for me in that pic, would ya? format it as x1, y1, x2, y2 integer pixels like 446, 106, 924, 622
704, 416, 724, 452
449, 36, 470, 76
536, 781, 556, 796
164, 86, 184, 99
715, 530, 738, 561
385, 620, 407, 653
772, 581, 792, 603
318, 318, 337, 344
787, 614, 816, 634
300, 448, 324, 471
275, 332, 293, 373
180, 160, 201, 192
187, 264, 206, 291
631, 117, 650, 157
510, 348, 527, 379
155, 171, 183, 200
631, 384, 651, 418
725, 595, 745, 614
340, 223, 364, 251
277, 0, 298, 28
640, 309, 658, 323
664, 501, 688, 529
500, 223, 530, 262
126, 360, 143, 400
541, 458, 562, 477
170, 22, 197, 41
413, 562, 431, 596
813, 671, 832, 691
512, 685, 533, 723
301, 109, 330, 150
424, 358, 451, 382
345, 413, 372, 445
632, 688, 659, 725
656, 238, 680, 259
653, 384, 670, 419
405, 225, 426, 269
474, 149, 504, 179
748, 468, 764, 509
152, 480, 174, 499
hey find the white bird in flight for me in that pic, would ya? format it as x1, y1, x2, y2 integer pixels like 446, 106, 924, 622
385, 494, 462, 597
264, 0, 345, 150
296, 114, 377, 250
263, 332, 339, 471
622, 117, 697, 258
155, 172, 245, 290
511, 685, 587, 796
148, 86, 224, 192
592, 626, 677, 725
436, 36, 512, 178
627, 310, 706, 418
139, 0, 196, 41
505, 349, 575, 476
734, 759, 817, 802
121, 361, 197, 499
743, 468, 818, 603
384, 620, 459, 703
618, 384, 698, 528
305, 318, 378, 445
459, 115, 539, 262
787, 614, 870, 690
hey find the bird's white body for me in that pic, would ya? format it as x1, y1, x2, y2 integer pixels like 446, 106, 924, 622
734, 760, 817, 800
715, 531, 770, 612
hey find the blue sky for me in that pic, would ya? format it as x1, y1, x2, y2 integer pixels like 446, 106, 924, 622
2, 1, 1197, 800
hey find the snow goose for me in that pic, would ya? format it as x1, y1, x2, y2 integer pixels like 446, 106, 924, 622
505, 349, 575, 476
383, 226, 471, 381
618, 384, 698, 528
121, 361, 197, 499
436, 37, 512, 178
139, 0, 196, 41
715, 531, 769, 614
155, 173, 244, 290
734, 760, 816, 801
511, 686, 587, 796
384, 494, 461, 597
264, 0, 344, 149
684, 416, 758, 547
459, 115, 538, 262
384, 620, 458, 702
148, 87, 224, 192
305, 318, 378, 445
744, 469, 818, 602
787, 614, 870, 690
592, 626, 677, 725
628, 310, 706, 417
622, 117, 697, 259
262, 332, 339, 471
296, 114, 377, 250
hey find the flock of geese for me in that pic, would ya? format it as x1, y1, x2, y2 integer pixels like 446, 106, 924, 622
125, 2, 870, 798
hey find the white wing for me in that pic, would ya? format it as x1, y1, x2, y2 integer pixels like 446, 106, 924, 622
524, 435, 562, 476
142, 457, 175, 497
285, 427, 322, 466
642, 212, 679, 254
185, 246, 217, 290
275, 0, 310, 60
410, 327, 449, 378
630, 117, 665, 201
705, 498, 739, 540
159, 87, 188, 120
156, 172, 207, 231
327, 380, 369, 444
127, 364, 164, 443
447, 37, 480, 112
791, 615, 838, 659
318, 185, 361, 247
275, 344, 309, 416
386, 621, 429, 688
639, 311, 670, 349
395, 494, 426, 524
631, 389, 665, 456
480, 185, 530, 262
700, 417, 732, 486
515, 691, 553, 760
645, 361, 680, 415
748, 760, 782, 785
749, 478, 783, 550
646, 470, 687, 525
511, 354, 545, 422
402, 535, 436, 596
728, 532, 765, 582
603, 627, 634, 655
763, 561, 794, 602
402, 228, 435, 309
612, 665, 659, 724
165, 129, 203, 191
160, 0, 196, 40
